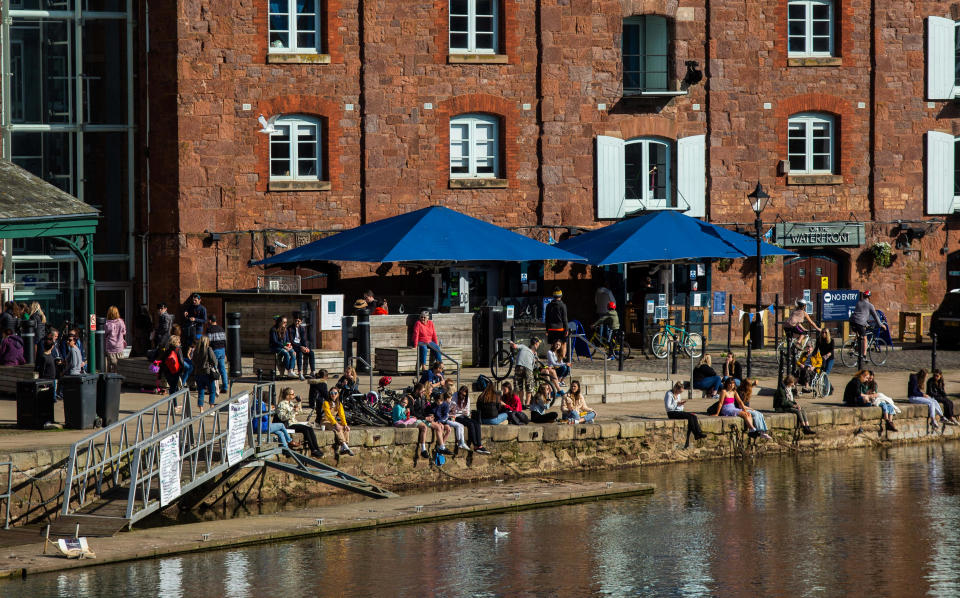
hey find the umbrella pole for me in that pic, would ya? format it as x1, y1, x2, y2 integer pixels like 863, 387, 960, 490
432, 269, 442, 311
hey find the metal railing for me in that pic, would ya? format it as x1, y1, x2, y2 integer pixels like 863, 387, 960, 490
0, 461, 12, 529
61, 388, 194, 517
346, 355, 375, 394
434, 346, 461, 391
570, 334, 609, 402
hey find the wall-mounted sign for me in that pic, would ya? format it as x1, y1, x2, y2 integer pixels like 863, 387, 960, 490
775, 222, 865, 248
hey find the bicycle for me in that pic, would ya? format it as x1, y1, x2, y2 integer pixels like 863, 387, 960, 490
587, 328, 632, 360
775, 330, 814, 357
839, 327, 889, 367
490, 339, 559, 386
650, 322, 703, 359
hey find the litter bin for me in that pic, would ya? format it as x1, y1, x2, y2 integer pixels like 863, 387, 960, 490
16, 379, 56, 429
97, 373, 124, 426
61, 374, 99, 429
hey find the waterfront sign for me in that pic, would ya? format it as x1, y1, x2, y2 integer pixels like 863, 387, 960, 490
775, 222, 865, 248
227, 393, 249, 466
821, 289, 860, 321
159, 433, 181, 507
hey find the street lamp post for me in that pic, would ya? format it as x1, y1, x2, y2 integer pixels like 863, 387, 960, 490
747, 182, 770, 378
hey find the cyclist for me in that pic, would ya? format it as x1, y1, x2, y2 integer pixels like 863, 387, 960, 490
783, 299, 820, 351
849, 290, 886, 359
592, 301, 620, 344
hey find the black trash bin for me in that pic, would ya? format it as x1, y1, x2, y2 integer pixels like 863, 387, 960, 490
97, 373, 124, 426
16, 379, 56, 429
61, 374, 99, 429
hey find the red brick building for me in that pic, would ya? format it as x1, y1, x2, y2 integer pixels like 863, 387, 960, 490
6, 1, 960, 339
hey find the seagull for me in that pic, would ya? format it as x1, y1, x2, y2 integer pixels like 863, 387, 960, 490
258, 114, 277, 135
494, 527, 509, 538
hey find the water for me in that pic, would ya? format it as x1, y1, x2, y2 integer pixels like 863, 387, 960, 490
6, 443, 960, 597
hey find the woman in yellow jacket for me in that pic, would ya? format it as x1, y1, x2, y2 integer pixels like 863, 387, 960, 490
322, 387, 354, 456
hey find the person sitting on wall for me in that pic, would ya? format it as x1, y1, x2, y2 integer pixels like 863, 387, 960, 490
269, 315, 296, 378
322, 387, 354, 456
664, 381, 706, 444
478, 386, 509, 426
908, 368, 943, 430
419, 360, 445, 396
411, 310, 441, 371
927, 369, 959, 426
865, 370, 900, 431
561, 380, 596, 424
336, 366, 360, 397
773, 375, 816, 435
450, 385, 489, 454
693, 355, 723, 399
500, 381, 530, 425
546, 339, 571, 386
711, 378, 764, 438
276, 387, 322, 458
529, 384, 559, 423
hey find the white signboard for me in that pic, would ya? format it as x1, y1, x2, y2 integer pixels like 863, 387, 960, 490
320, 295, 344, 330
158, 433, 181, 507
227, 393, 250, 466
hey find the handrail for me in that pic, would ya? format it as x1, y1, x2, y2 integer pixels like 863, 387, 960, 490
570, 333, 608, 401
62, 388, 193, 516
0, 461, 11, 529
434, 347, 461, 392
346, 355, 374, 394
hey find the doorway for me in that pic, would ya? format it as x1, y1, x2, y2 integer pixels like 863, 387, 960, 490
783, 254, 842, 308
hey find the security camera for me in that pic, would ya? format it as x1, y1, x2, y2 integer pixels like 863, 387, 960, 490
274, 240, 289, 249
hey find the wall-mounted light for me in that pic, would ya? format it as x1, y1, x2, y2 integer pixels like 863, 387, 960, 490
683, 61, 703, 87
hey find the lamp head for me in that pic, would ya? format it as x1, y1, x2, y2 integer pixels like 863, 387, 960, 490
747, 182, 770, 215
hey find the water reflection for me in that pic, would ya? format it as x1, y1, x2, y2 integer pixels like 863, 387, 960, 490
6, 443, 960, 597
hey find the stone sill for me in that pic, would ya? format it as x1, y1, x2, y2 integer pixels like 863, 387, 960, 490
449, 178, 508, 189
787, 56, 842, 67
268, 180, 331, 192
786, 174, 843, 185
266, 53, 331, 64
448, 53, 508, 64
624, 89, 688, 98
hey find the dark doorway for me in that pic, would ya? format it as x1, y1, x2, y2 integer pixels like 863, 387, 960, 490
783, 254, 841, 306
947, 251, 960, 292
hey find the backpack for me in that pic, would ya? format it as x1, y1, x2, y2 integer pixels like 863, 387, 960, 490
164, 348, 181, 374
473, 374, 492, 392
432, 449, 445, 468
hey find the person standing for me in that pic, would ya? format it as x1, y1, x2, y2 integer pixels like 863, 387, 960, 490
27, 302, 46, 347
594, 281, 615, 320
191, 334, 218, 411
815, 328, 835, 395
183, 293, 207, 347
287, 313, 315, 380
152, 303, 174, 351
664, 381, 706, 443
104, 306, 127, 373
544, 287, 569, 362
65, 333, 85, 375
411, 310, 441, 370
510, 337, 541, 407
206, 314, 229, 396
0, 302, 18, 335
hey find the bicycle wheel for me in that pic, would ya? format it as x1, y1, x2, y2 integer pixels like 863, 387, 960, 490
682, 332, 704, 358
651, 332, 670, 359
868, 338, 889, 366
812, 372, 829, 399
491, 349, 514, 381
610, 339, 632, 360
840, 338, 858, 368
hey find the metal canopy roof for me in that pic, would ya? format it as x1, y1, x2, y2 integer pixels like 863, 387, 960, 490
0, 160, 99, 239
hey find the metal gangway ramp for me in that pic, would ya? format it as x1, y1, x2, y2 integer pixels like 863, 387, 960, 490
60, 382, 394, 532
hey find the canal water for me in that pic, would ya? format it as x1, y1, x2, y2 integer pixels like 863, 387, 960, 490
6, 442, 960, 597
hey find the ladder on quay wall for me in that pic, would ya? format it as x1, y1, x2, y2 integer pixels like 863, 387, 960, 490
58, 382, 394, 533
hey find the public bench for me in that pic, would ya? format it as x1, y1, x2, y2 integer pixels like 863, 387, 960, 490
0, 364, 36, 395
252, 350, 344, 378
374, 347, 462, 375
116, 357, 166, 392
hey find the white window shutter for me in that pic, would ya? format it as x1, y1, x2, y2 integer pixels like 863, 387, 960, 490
927, 130, 956, 214
678, 134, 706, 218
928, 17, 956, 100
596, 136, 625, 219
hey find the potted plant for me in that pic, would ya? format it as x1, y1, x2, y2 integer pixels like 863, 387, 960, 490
871, 241, 893, 268
715, 258, 733, 272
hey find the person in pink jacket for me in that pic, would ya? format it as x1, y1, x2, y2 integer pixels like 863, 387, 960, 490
104, 305, 127, 373
411, 310, 441, 370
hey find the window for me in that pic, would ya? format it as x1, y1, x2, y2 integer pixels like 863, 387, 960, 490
625, 138, 670, 205
926, 131, 960, 214
787, 0, 834, 56
269, 116, 322, 181
787, 113, 834, 173
623, 16, 668, 93
928, 17, 960, 99
596, 135, 705, 218
449, 0, 497, 54
450, 114, 499, 178
269, 0, 320, 53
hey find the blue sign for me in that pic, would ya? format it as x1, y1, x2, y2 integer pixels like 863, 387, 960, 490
821, 289, 860, 321
713, 291, 726, 316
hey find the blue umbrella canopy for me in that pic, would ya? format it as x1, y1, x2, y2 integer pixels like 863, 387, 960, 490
253, 206, 585, 266
554, 210, 794, 266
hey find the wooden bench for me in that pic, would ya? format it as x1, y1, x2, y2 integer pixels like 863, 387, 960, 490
374, 346, 462, 374
0, 364, 37, 396
253, 350, 344, 378
898, 311, 932, 344
117, 357, 166, 392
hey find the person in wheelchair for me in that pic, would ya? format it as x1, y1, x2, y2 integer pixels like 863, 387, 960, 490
795, 345, 822, 394
591, 301, 620, 346
783, 299, 820, 351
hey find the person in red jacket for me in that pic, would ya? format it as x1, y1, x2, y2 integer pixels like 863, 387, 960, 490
411, 310, 441, 371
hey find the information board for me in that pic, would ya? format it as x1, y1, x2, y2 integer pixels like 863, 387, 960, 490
821, 289, 860, 321
227, 393, 249, 466
159, 433, 181, 507
712, 291, 726, 316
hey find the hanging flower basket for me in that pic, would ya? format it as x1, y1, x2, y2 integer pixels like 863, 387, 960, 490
763, 255, 778, 265
715, 258, 733, 272
871, 241, 893, 268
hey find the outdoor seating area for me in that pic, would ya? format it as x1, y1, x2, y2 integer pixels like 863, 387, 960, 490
375, 347, 462, 374
253, 350, 344, 378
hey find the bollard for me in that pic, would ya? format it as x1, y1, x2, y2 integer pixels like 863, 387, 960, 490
932, 332, 938, 372
777, 348, 784, 386
341, 315, 355, 370
726, 300, 733, 353
95, 316, 106, 373
746, 317, 753, 379
355, 306, 371, 373
617, 328, 625, 372
226, 312, 243, 378
857, 334, 863, 372
21, 318, 35, 364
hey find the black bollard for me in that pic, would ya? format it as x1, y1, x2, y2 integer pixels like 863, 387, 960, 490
341, 315, 355, 370
857, 334, 863, 372
617, 328, 625, 371
355, 306, 371, 373
746, 314, 753, 379
95, 316, 106, 373
21, 319, 35, 364
226, 312, 243, 378
932, 332, 938, 372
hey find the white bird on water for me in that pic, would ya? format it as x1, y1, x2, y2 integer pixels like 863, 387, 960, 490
494, 527, 509, 538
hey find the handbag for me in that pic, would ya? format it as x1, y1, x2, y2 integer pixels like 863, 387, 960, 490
164, 348, 180, 374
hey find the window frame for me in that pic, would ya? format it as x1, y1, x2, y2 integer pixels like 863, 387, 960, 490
622, 15, 670, 94
449, 113, 500, 179
269, 115, 323, 182
787, 112, 835, 174
624, 137, 673, 207
787, 0, 835, 58
268, 0, 321, 54
449, 0, 498, 55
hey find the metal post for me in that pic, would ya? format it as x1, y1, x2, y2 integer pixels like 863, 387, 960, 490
226, 312, 242, 378
773, 294, 780, 350
857, 334, 863, 372
602, 347, 607, 403
746, 312, 753, 379
21, 318, 35, 364
617, 328, 625, 371
341, 316, 355, 370
355, 307, 371, 373
932, 332, 938, 372
671, 306, 679, 375
726, 298, 732, 352
95, 316, 106, 373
